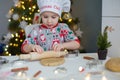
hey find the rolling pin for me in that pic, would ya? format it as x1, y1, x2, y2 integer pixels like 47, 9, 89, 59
19, 51, 68, 60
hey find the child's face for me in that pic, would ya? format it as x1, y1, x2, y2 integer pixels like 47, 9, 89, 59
41, 11, 59, 28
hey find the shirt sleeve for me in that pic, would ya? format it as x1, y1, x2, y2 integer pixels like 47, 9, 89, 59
60, 23, 80, 43
21, 27, 39, 53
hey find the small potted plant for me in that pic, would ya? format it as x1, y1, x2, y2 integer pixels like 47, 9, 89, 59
97, 26, 112, 60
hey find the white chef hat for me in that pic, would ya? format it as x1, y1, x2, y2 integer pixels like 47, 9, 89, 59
37, 0, 71, 17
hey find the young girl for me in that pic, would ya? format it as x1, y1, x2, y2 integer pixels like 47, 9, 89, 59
21, 0, 80, 54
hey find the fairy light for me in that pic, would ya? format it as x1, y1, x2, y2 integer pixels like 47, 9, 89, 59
8, 19, 11, 22
29, 7, 31, 10
9, 54, 11, 56
28, 17, 31, 20
38, 77, 45, 80
6, 51, 9, 55
16, 44, 18, 47
25, 18, 28, 20
21, 1, 24, 4
85, 74, 91, 80
15, 33, 18, 37
20, 39, 23, 42
102, 76, 107, 80
29, 12, 32, 15
38, 10, 40, 12
22, 5, 25, 10
10, 43, 13, 46
11, 8, 14, 12
59, 18, 63, 21
33, 5, 36, 9
32, 9, 35, 12
68, 18, 72, 22
4, 48, 7, 51
6, 45, 9, 48
13, 43, 14, 46
15, 38, 18, 41
11, 34, 14, 38
22, 16, 25, 20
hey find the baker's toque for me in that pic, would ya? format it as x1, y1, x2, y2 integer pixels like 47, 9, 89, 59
37, 0, 71, 17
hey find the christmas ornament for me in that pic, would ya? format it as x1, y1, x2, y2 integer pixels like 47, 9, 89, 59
19, 21, 28, 29
33, 13, 40, 24
3, 32, 12, 44
12, 13, 19, 20
13, 0, 19, 6
63, 13, 72, 20
75, 27, 83, 38
6, 10, 13, 18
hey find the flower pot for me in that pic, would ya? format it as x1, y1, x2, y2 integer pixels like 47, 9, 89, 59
97, 49, 107, 60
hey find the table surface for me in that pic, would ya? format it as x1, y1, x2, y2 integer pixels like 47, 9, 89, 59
0, 53, 120, 80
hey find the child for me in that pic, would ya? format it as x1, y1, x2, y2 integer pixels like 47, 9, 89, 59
21, 0, 80, 54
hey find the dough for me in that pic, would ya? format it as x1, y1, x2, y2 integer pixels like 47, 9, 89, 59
40, 57, 65, 66
105, 57, 120, 72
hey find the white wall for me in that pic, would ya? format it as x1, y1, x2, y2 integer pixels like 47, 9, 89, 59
0, 0, 13, 42
102, 0, 120, 57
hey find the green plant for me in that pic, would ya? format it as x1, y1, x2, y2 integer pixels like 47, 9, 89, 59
97, 26, 112, 50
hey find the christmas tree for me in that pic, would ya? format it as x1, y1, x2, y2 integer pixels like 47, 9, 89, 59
4, 0, 83, 56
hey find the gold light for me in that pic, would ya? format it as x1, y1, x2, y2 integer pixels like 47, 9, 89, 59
9, 54, 11, 56
29, 7, 31, 10
22, 5, 25, 10
20, 39, 23, 42
8, 19, 11, 22
22, 16, 25, 20
15, 38, 18, 41
59, 18, 63, 21
68, 19, 72, 22
10, 43, 13, 46
33, 5, 36, 9
6, 51, 9, 55
15, 33, 18, 37
11, 34, 14, 37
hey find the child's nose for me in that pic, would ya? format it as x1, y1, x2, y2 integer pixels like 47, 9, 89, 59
47, 18, 51, 23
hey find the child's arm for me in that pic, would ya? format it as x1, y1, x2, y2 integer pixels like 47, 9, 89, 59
53, 41, 80, 51
21, 44, 44, 54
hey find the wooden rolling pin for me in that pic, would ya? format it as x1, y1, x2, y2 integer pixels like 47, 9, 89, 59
19, 51, 68, 60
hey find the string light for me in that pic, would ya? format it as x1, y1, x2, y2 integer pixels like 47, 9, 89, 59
29, 7, 32, 10
9, 54, 11, 56
22, 5, 25, 10
21, 1, 24, 4
68, 18, 72, 22
20, 39, 23, 42
59, 18, 63, 21
11, 34, 14, 38
33, 5, 36, 9
8, 19, 11, 22
5, 52, 9, 55
22, 16, 25, 20
10, 43, 13, 46
15, 38, 18, 41
15, 33, 18, 37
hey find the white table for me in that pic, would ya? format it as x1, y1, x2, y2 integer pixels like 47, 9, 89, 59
0, 53, 120, 80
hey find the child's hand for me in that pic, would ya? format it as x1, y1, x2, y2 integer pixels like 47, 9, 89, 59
31, 45, 44, 53
52, 44, 64, 51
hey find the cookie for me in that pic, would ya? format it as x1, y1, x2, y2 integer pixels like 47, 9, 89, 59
40, 57, 65, 66
105, 57, 120, 72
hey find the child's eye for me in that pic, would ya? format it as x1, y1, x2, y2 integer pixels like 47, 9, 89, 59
52, 16, 56, 19
43, 16, 48, 18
